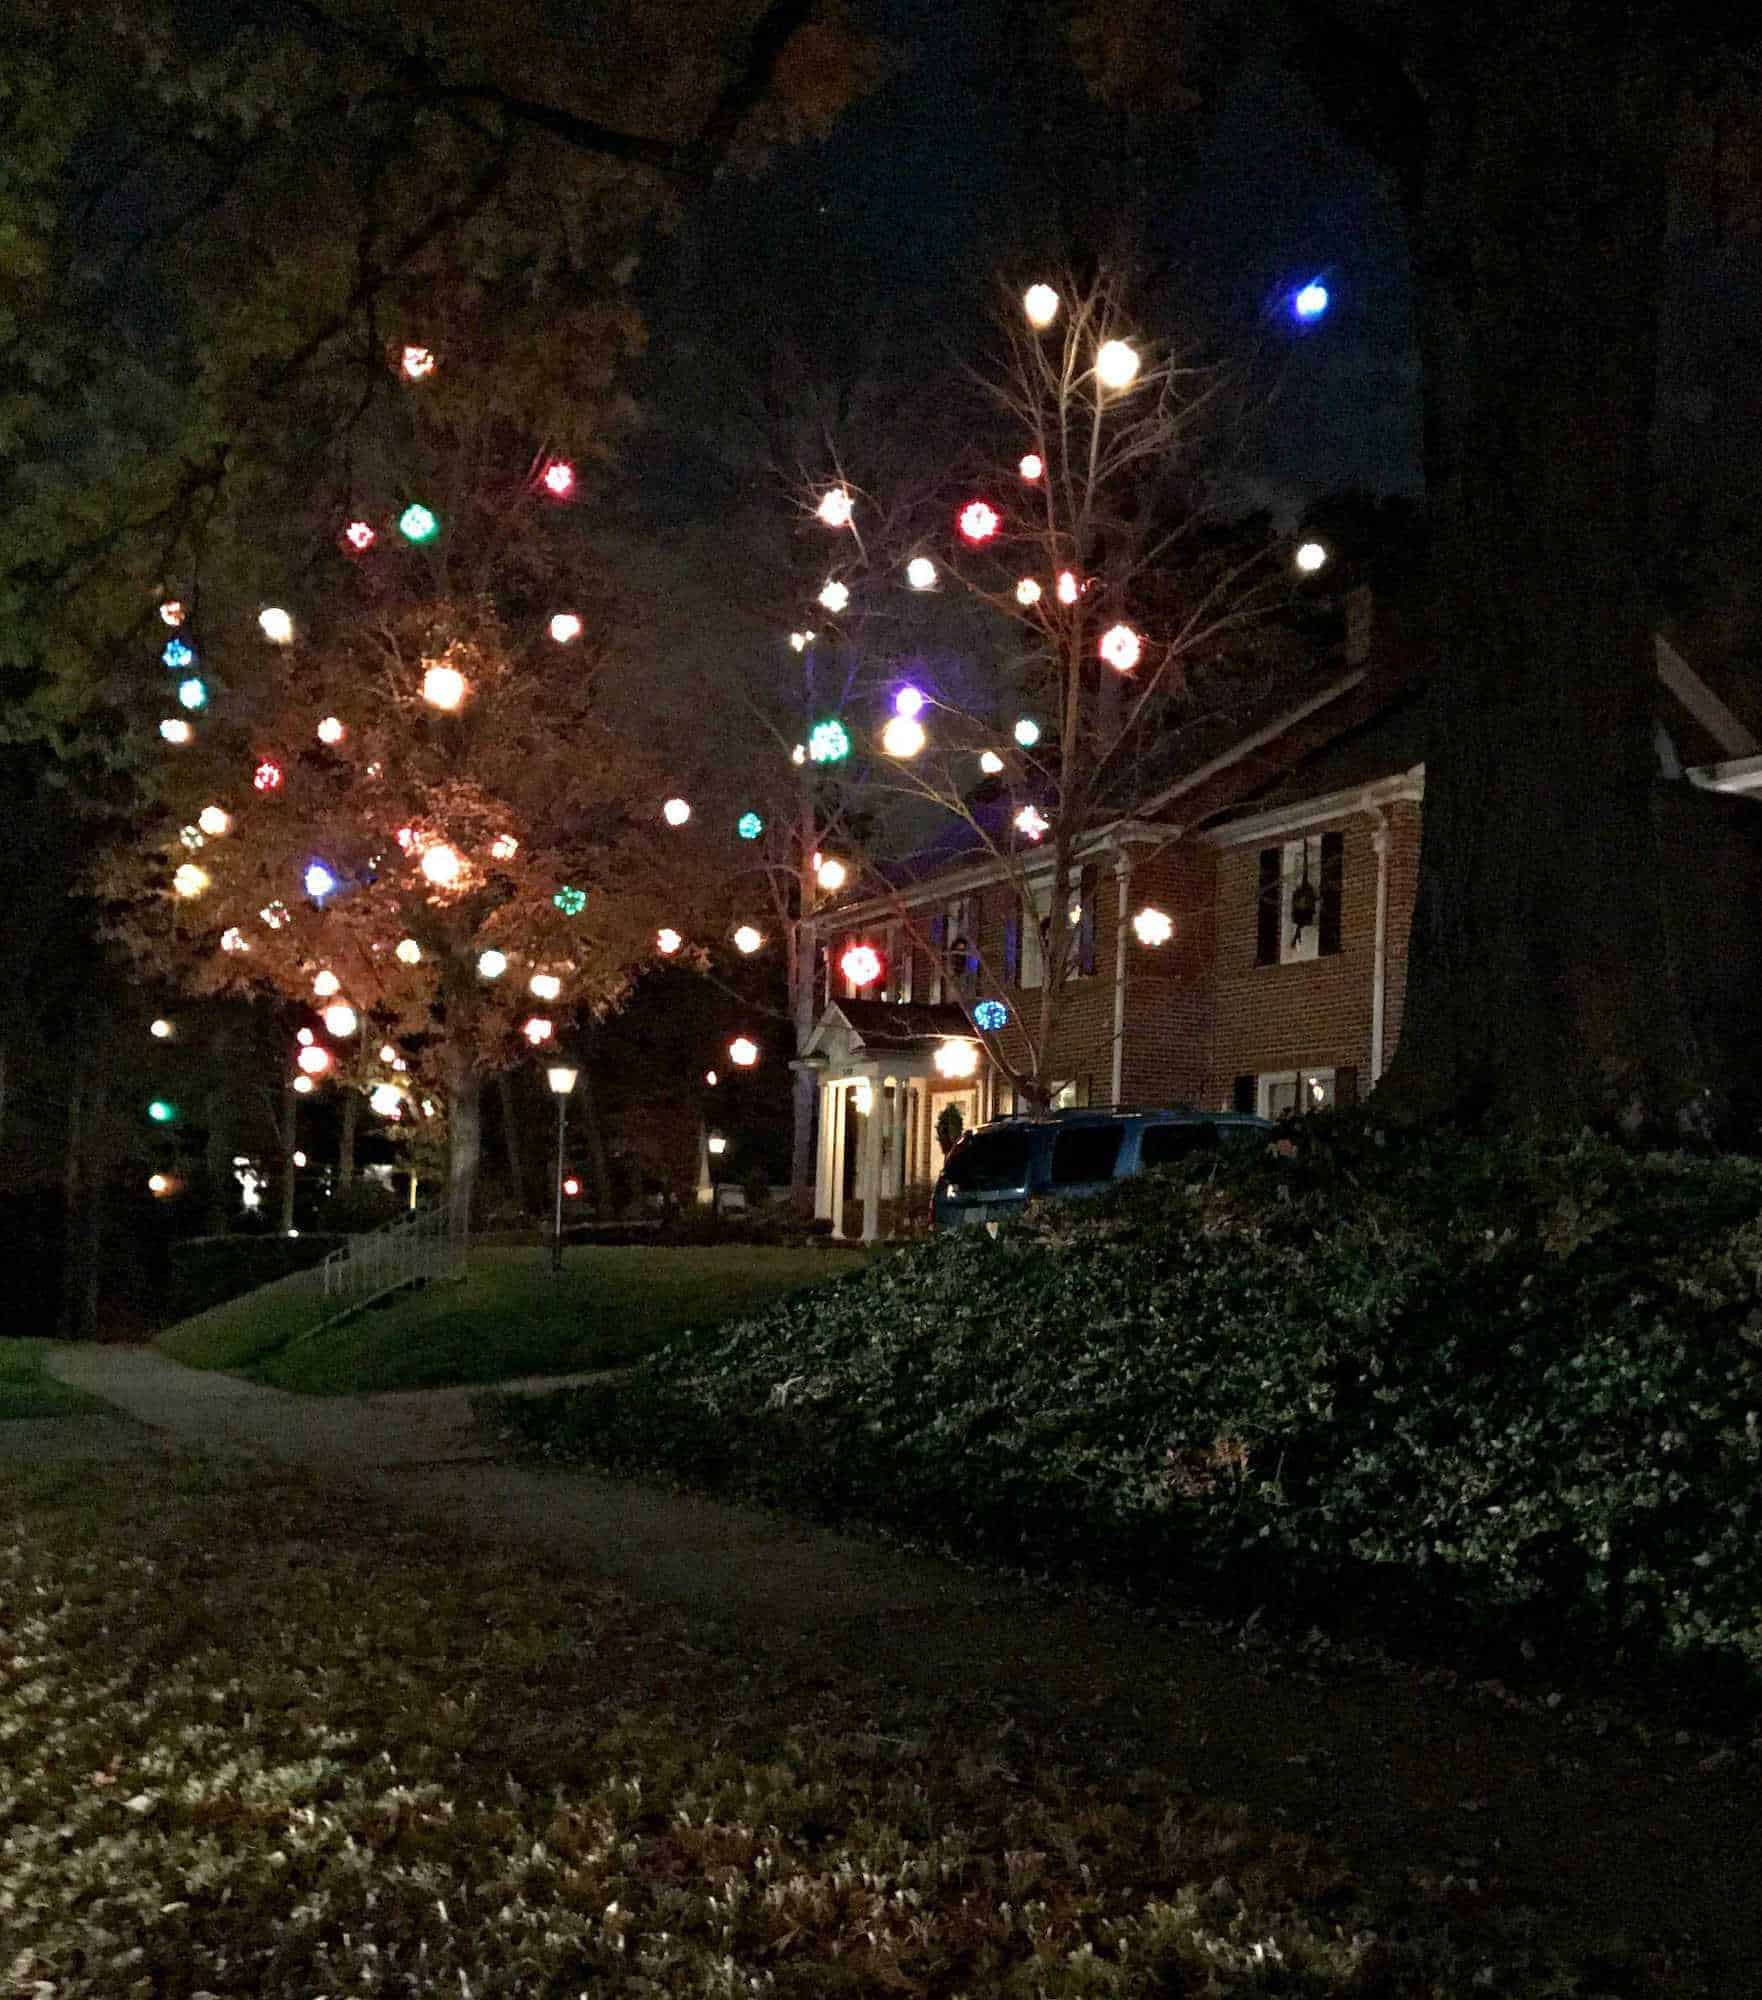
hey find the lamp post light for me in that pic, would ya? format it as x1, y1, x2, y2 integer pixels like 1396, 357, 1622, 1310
546, 1064, 578, 1274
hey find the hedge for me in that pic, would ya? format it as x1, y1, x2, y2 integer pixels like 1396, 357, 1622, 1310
495, 1122, 1762, 1679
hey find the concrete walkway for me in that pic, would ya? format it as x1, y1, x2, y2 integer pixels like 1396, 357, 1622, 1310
32, 1341, 1762, 1984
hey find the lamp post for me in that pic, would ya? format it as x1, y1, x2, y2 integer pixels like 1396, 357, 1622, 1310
545, 1064, 578, 1274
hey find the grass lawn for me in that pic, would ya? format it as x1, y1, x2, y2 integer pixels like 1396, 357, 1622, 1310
0, 1451, 1686, 1998
157, 1244, 868, 1395
0, 1339, 107, 1420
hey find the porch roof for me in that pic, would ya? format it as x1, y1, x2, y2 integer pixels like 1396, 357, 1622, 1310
802, 998, 974, 1063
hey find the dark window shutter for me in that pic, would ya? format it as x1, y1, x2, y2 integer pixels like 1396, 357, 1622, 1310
928, 914, 946, 1000
1318, 831, 1344, 956
1232, 1074, 1256, 1114
1004, 912, 1020, 983
1335, 1066, 1358, 1108
1078, 863, 1099, 976
1256, 849, 1280, 965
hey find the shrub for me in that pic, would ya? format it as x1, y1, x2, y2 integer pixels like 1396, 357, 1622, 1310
496, 1121, 1762, 1678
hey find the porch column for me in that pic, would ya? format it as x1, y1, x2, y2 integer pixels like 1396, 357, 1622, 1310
813, 1080, 834, 1221
861, 1077, 884, 1242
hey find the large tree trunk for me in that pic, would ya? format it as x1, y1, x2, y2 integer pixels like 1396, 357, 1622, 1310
338, 1089, 358, 1187
442, 1037, 482, 1243
1380, 14, 1711, 1133
495, 1073, 527, 1210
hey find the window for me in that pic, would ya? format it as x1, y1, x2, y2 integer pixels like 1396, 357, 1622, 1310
943, 1127, 1033, 1194
1049, 1121, 1124, 1185
1066, 863, 1099, 978
1021, 880, 1053, 988
929, 896, 977, 1002
1139, 1121, 1220, 1168
1251, 1067, 1357, 1119
1052, 1076, 1090, 1109
1255, 830, 1343, 966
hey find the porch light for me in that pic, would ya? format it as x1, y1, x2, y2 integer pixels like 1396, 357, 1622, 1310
933, 1039, 979, 1079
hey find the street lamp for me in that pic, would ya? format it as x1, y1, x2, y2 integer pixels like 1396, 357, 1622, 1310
546, 1064, 578, 1275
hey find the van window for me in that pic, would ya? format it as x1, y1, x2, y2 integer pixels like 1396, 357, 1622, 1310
1139, 1121, 1220, 1168
944, 1127, 1033, 1194
1049, 1121, 1124, 1185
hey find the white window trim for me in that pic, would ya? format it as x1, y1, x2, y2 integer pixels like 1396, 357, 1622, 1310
1278, 836, 1323, 965
1256, 1067, 1336, 1119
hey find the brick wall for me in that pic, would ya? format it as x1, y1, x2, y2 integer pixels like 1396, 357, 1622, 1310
1120, 845, 1216, 1107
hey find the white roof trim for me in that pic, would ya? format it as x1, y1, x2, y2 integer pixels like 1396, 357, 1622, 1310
1201, 767, 1425, 848
1655, 634, 1759, 760
1688, 752, 1762, 798
823, 821, 1167, 927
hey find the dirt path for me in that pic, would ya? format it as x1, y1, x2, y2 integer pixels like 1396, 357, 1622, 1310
34, 1341, 1762, 1986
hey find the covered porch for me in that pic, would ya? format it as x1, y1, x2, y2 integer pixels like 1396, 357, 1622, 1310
796, 1000, 996, 1241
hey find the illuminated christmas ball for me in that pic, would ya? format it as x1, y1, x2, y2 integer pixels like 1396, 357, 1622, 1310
1013, 716, 1041, 748
395, 826, 417, 851
316, 715, 346, 745
395, 937, 423, 965
160, 718, 193, 745
148, 1172, 172, 1196
421, 662, 467, 710
295, 1028, 313, 1047
563, 1177, 581, 1198
656, 927, 683, 955
881, 714, 926, 758
400, 344, 436, 379
541, 458, 576, 498
839, 943, 882, 988
162, 636, 194, 670
815, 855, 847, 892
957, 499, 999, 545
1095, 339, 1141, 389
1023, 283, 1060, 328
905, 555, 937, 590
894, 685, 926, 719
297, 1044, 332, 1077
159, 600, 186, 627
529, 971, 562, 1001
478, 949, 508, 979
662, 797, 692, 827
1133, 906, 1174, 947
1294, 539, 1329, 574
816, 488, 854, 529
933, 1038, 979, 1080
370, 1082, 403, 1116
728, 1036, 759, 1068
292, 1151, 308, 1168
737, 810, 763, 841
1019, 452, 1043, 481
523, 1016, 555, 1045
378, 1043, 398, 1064
343, 518, 377, 552
1292, 280, 1330, 322
303, 861, 337, 899
220, 927, 248, 954
1057, 570, 1080, 605
789, 632, 809, 652
1099, 623, 1143, 672
258, 606, 294, 645
1014, 804, 1050, 841
313, 970, 341, 998
1015, 577, 1042, 607
485, 833, 517, 860
733, 925, 764, 955
817, 578, 850, 614
979, 749, 1005, 776
198, 805, 231, 837
399, 503, 439, 544
321, 1002, 358, 1038
149, 1017, 173, 1040
179, 825, 205, 851
704, 1070, 718, 1086
808, 718, 850, 765
549, 611, 582, 644
148, 1099, 177, 1124
172, 862, 208, 898
553, 884, 588, 916
790, 744, 807, 765
973, 998, 1009, 1032
420, 843, 463, 887
254, 759, 284, 792
260, 901, 289, 929
175, 674, 207, 711
292, 1073, 316, 1096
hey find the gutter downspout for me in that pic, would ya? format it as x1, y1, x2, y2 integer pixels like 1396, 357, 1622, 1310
1368, 807, 1391, 1084
1111, 846, 1131, 1106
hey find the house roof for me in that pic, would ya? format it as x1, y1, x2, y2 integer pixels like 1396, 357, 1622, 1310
804, 998, 973, 1059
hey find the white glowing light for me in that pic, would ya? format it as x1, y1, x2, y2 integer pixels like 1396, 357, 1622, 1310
370, 1082, 403, 1116
1099, 623, 1143, 672
421, 663, 467, 711
258, 606, 294, 645
549, 612, 582, 644
160, 718, 192, 745
979, 750, 1005, 775
733, 925, 764, 955
1018, 453, 1043, 481
303, 862, 337, 900
816, 488, 854, 529
179, 825, 204, 851
1023, 283, 1060, 329
905, 556, 937, 590
400, 344, 436, 379
729, 1036, 759, 1068
378, 1043, 397, 1064
159, 600, 186, 627
1013, 716, 1041, 748
260, 902, 288, 930
321, 1002, 358, 1038
662, 797, 691, 827
1014, 577, 1043, 608
420, 843, 463, 887
297, 1044, 332, 1076
881, 714, 926, 759
292, 1074, 315, 1095
344, 519, 376, 552
895, 685, 926, 718
478, 949, 508, 980
172, 862, 208, 898
933, 1038, 980, 1080
292, 1151, 307, 1168
1295, 540, 1329, 574
523, 1016, 554, 1045
791, 743, 807, 765
815, 856, 847, 893
704, 1070, 718, 1086
1095, 339, 1141, 389
221, 927, 248, 954
839, 943, 882, 988
529, 972, 562, 1000
316, 715, 346, 745
148, 1172, 172, 1196
789, 632, 808, 653
957, 499, 1000, 544
541, 459, 575, 498
150, 1018, 173, 1040
707, 1134, 727, 1156
395, 937, 422, 965
851, 1081, 874, 1116
1056, 569, 1079, 605
1014, 804, 1050, 841
656, 928, 683, 955
313, 969, 341, 998
1133, 906, 1174, 947
198, 805, 231, 837
490, 833, 519, 860
817, 578, 850, 614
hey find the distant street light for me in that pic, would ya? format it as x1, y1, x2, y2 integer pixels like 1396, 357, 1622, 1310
546, 1065, 578, 1275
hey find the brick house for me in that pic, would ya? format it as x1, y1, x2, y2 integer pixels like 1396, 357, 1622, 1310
798, 620, 1762, 1240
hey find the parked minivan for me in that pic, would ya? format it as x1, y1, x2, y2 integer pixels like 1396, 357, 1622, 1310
931, 1107, 1271, 1231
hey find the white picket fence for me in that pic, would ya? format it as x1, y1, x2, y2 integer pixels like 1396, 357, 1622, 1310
318, 1204, 464, 1306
